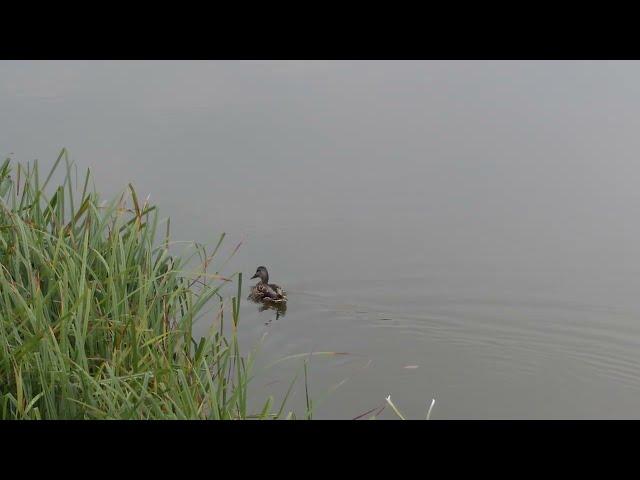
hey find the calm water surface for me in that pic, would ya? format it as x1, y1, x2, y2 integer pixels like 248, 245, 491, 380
3, 61, 640, 418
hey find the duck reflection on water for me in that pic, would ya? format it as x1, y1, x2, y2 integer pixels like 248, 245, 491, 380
256, 301, 287, 324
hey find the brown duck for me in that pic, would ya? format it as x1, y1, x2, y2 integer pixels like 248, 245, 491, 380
249, 266, 287, 304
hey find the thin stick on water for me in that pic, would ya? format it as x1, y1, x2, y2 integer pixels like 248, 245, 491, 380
385, 394, 406, 420
426, 398, 436, 420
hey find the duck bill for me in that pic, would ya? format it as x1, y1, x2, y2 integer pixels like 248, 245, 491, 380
250, 273, 259, 279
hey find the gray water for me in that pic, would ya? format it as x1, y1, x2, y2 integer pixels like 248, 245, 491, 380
2, 60, 640, 418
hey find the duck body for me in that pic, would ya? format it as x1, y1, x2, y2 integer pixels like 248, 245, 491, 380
249, 282, 287, 303
248, 266, 287, 304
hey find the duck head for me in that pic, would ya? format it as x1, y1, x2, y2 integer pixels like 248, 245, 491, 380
251, 266, 269, 283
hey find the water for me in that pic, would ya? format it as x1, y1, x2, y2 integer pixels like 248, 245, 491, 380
2, 60, 640, 418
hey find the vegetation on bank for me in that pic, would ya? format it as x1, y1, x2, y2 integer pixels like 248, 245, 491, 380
0, 150, 289, 419
0, 150, 433, 420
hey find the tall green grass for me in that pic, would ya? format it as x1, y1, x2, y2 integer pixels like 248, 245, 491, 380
0, 150, 282, 419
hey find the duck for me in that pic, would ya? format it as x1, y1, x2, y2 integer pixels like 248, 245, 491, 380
248, 266, 287, 304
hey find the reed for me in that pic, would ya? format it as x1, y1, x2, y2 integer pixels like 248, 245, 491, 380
0, 150, 285, 419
